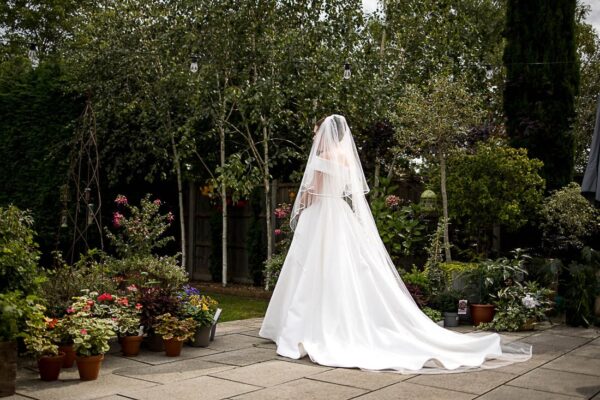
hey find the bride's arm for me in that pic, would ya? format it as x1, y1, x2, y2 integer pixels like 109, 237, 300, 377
299, 171, 323, 209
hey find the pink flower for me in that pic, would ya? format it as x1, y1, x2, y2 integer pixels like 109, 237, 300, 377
114, 195, 128, 205
126, 284, 138, 292
166, 212, 175, 223
66, 307, 74, 314
135, 303, 143, 310
80, 329, 88, 335
385, 195, 401, 209
274, 229, 282, 236
112, 211, 124, 228
117, 297, 129, 306
153, 199, 162, 206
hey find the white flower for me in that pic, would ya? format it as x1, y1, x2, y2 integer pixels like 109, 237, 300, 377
522, 294, 539, 309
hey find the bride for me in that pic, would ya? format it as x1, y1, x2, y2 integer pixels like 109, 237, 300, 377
259, 114, 532, 373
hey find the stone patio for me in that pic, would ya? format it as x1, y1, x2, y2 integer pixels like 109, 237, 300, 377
9, 318, 600, 400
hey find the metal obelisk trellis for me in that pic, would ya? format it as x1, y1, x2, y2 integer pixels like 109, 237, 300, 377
64, 97, 104, 264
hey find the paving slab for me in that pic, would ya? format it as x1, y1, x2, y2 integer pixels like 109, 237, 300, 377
230, 377, 367, 400
407, 370, 517, 395
124, 375, 260, 400
522, 333, 591, 355
570, 344, 600, 359
493, 352, 557, 375
114, 345, 220, 366
353, 381, 476, 400
113, 357, 235, 384
207, 334, 270, 352
508, 368, 600, 398
16, 369, 157, 400
308, 367, 411, 390
477, 385, 582, 400
201, 346, 278, 366
542, 354, 600, 377
547, 326, 600, 339
209, 360, 328, 387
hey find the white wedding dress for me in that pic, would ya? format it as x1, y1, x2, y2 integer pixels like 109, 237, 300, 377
259, 115, 532, 373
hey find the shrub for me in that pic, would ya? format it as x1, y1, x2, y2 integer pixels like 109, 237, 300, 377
138, 288, 181, 333
263, 253, 285, 290
0, 205, 43, 294
540, 182, 600, 254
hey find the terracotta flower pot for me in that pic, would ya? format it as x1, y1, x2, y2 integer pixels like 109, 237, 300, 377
0, 341, 17, 397
163, 338, 184, 357
190, 326, 211, 348
75, 354, 104, 381
37, 352, 65, 381
120, 335, 143, 357
470, 304, 495, 326
58, 343, 76, 368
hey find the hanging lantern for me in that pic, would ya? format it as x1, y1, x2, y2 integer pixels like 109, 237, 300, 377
343, 62, 351, 80
420, 189, 437, 212
28, 44, 39, 69
190, 55, 199, 73
60, 210, 68, 228
84, 187, 91, 203
87, 203, 94, 225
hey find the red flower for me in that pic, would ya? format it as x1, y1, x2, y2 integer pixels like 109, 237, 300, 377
135, 303, 143, 310
97, 293, 113, 302
80, 329, 88, 335
274, 229, 282, 236
45, 318, 58, 329
117, 297, 129, 307
86, 300, 95, 306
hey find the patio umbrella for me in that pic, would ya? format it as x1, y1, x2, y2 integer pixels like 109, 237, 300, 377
582, 94, 600, 201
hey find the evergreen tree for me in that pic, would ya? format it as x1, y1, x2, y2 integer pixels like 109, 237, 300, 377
503, 0, 579, 191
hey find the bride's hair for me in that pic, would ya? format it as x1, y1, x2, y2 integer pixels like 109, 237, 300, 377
315, 116, 327, 131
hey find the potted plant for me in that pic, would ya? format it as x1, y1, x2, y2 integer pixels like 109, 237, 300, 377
467, 251, 528, 326
22, 305, 65, 381
478, 281, 554, 332
431, 291, 461, 327
154, 313, 196, 357
67, 292, 116, 381
180, 287, 219, 347
421, 307, 443, 326
139, 288, 180, 351
94, 290, 144, 357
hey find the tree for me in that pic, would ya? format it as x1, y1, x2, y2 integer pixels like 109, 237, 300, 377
503, 0, 580, 191
394, 71, 485, 261
445, 142, 545, 256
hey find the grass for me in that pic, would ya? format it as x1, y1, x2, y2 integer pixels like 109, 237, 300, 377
202, 291, 269, 323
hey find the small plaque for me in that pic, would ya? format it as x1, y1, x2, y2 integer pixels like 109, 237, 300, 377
458, 299, 468, 315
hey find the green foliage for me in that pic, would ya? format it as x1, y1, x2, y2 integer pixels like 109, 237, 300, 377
564, 247, 600, 327
400, 266, 431, 296
429, 290, 462, 313
154, 313, 196, 342
0, 59, 78, 256
105, 194, 175, 258
0, 291, 40, 342
67, 291, 116, 356
467, 250, 529, 304
41, 250, 116, 317
445, 142, 545, 255
263, 253, 286, 291
421, 307, 442, 322
21, 304, 60, 357
478, 281, 554, 332
0, 205, 44, 294
107, 255, 188, 292
504, 0, 579, 190
540, 182, 600, 253
370, 178, 428, 263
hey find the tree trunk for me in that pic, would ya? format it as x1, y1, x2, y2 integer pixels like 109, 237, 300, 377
439, 153, 452, 262
187, 181, 196, 276
170, 133, 187, 269
219, 124, 228, 287
374, 160, 381, 188
262, 120, 273, 290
